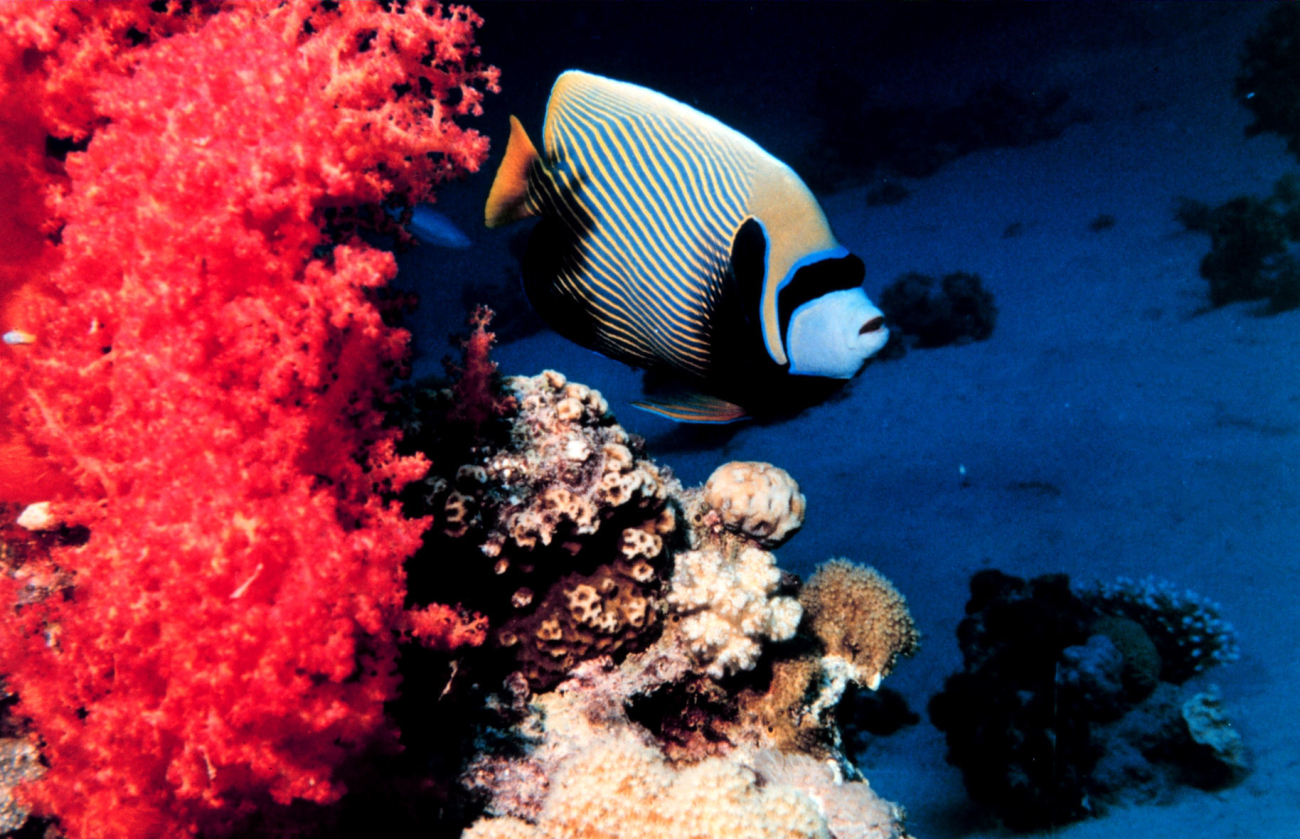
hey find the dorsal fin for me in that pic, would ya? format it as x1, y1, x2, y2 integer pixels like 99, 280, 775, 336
485, 116, 541, 229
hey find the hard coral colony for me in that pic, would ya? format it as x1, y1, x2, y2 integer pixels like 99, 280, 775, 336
0, 2, 497, 837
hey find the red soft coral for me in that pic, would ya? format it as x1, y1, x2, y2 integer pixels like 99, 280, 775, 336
0, 3, 496, 837
0, 1, 213, 503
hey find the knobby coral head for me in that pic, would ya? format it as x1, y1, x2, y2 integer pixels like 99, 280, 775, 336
0, 2, 497, 837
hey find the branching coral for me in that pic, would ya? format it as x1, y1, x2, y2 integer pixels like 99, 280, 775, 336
666, 544, 803, 679
0, 3, 498, 836
447, 306, 519, 434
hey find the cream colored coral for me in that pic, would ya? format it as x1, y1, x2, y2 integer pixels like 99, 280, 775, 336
747, 750, 907, 839
666, 545, 802, 678
463, 737, 829, 839
799, 559, 919, 691
702, 462, 806, 546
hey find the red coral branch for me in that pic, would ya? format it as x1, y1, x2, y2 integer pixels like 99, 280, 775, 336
0, 3, 497, 837
446, 306, 518, 432
401, 603, 490, 652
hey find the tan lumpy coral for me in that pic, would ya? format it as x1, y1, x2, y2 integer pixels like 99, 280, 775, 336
666, 543, 802, 678
800, 559, 919, 690
702, 461, 806, 547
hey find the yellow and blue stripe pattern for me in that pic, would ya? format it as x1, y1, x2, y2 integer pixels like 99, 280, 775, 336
524, 71, 764, 378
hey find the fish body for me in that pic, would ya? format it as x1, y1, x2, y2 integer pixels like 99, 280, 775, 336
485, 71, 888, 422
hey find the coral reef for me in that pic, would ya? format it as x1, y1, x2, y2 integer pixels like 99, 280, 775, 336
0, 3, 497, 837
395, 372, 916, 837
929, 569, 1246, 832
877, 271, 998, 354
463, 647, 909, 839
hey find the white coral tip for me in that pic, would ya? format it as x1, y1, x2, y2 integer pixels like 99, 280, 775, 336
17, 502, 56, 531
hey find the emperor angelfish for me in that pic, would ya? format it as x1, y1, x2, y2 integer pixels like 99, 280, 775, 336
485, 70, 889, 423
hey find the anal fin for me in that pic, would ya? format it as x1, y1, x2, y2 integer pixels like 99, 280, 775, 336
631, 392, 749, 424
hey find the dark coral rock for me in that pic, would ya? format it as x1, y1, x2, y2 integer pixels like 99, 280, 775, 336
499, 561, 663, 691
928, 571, 1103, 831
877, 271, 997, 351
930, 569, 1248, 832
1237, 3, 1300, 160
838, 685, 920, 739
626, 673, 738, 763
1176, 172, 1300, 312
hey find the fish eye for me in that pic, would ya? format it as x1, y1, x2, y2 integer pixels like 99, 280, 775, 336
859, 317, 886, 335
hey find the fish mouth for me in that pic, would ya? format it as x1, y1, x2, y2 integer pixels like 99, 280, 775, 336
859, 316, 886, 335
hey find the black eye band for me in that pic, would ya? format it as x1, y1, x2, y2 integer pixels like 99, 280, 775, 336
777, 253, 867, 343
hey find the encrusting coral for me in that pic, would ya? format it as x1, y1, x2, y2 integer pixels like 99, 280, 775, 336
401, 368, 677, 691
